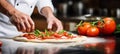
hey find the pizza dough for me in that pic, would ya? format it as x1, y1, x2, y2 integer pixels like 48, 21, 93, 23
13, 36, 87, 43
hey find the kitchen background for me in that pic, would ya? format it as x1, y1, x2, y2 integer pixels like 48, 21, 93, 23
31, 0, 120, 31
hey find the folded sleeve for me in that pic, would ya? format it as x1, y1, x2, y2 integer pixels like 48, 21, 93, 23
36, 0, 54, 14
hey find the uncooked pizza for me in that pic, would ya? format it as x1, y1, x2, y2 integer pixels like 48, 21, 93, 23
13, 30, 87, 43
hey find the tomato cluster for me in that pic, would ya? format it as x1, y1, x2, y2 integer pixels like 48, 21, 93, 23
97, 17, 116, 35
77, 17, 116, 37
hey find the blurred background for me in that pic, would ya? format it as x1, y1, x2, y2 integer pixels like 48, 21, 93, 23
31, 0, 120, 31
52, 0, 120, 17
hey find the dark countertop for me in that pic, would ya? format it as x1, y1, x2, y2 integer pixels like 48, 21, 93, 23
53, 35, 120, 54
0, 33, 120, 54
61, 31, 120, 54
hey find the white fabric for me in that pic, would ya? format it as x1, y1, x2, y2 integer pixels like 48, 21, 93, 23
0, 0, 54, 37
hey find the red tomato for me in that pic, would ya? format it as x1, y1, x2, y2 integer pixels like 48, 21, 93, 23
52, 32, 62, 38
86, 26, 99, 37
98, 17, 116, 35
77, 22, 91, 35
0, 41, 2, 47
63, 32, 69, 36
42, 36, 55, 39
23, 34, 36, 39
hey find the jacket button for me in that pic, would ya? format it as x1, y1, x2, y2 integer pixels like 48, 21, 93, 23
16, 3, 19, 6
30, 6, 32, 8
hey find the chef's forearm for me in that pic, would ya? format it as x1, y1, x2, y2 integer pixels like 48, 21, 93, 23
41, 6, 55, 18
0, 0, 17, 16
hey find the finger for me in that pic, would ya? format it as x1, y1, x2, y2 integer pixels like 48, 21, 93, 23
20, 22, 26, 32
17, 23, 21, 31
56, 21, 63, 32
28, 17, 35, 32
24, 19, 31, 32
47, 21, 53, 30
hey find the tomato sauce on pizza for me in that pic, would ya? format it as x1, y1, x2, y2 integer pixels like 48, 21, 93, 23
23, 30, 77, 40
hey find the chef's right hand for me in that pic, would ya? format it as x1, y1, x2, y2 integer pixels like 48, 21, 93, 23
10, 10, 35, 32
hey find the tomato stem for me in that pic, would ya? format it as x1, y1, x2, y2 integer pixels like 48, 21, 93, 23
91, 21, 98, 26
76, 20, 83, 28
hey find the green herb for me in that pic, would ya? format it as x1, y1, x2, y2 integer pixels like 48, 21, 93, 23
114, 24, 120, 34
45, 29, 50, 37
34, 29, 43, 37
58, 30, 66, 34
116, 24, 120, 30
34, 29, 40, 36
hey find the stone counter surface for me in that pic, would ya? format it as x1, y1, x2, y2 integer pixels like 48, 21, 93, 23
0, 36, 108, 54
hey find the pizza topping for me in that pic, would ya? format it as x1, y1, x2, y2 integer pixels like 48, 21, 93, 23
23, 33, 36, 39
22, 29, 78, 40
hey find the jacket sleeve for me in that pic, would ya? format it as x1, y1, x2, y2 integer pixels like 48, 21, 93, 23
36, 0, 54, 14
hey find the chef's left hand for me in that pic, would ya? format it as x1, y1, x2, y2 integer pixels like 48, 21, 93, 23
47, 15, 63, 32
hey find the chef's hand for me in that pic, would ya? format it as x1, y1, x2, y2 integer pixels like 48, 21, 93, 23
47, 15, 63, 32
10, 11, 35, 32
0, 0, 35, 32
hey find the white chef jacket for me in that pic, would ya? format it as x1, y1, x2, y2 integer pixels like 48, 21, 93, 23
0, 0, 54, 37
